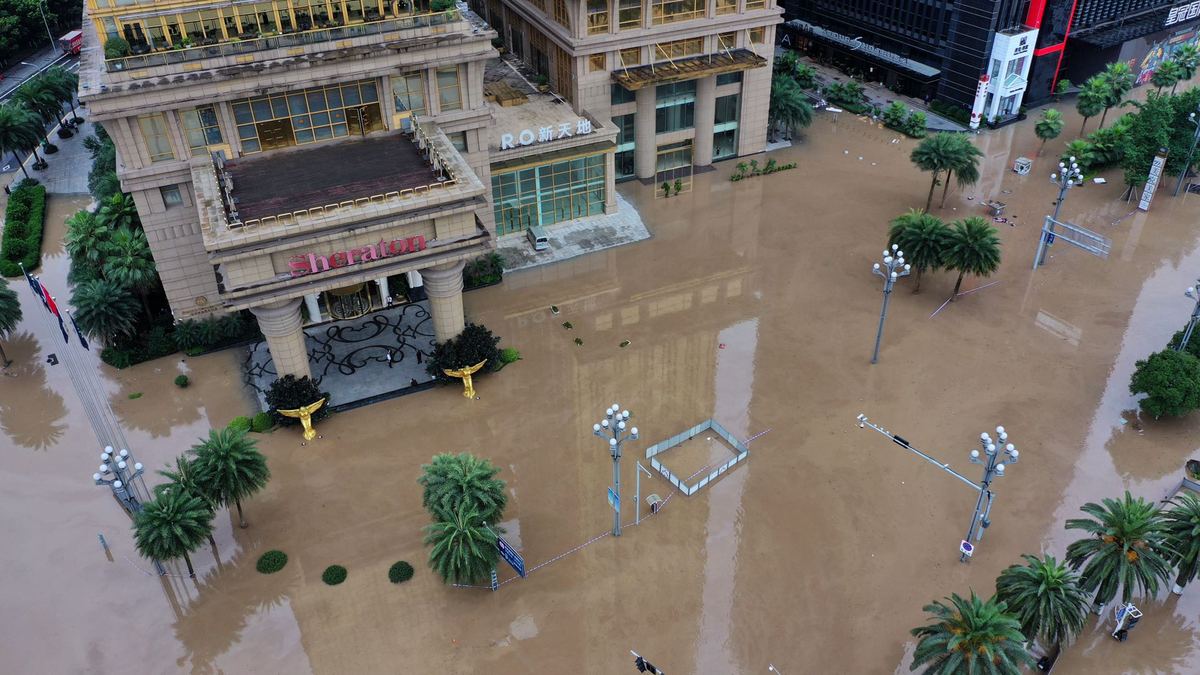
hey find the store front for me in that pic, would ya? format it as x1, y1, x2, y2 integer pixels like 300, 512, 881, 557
490, 150, 607, 235
780, 19, 941, 101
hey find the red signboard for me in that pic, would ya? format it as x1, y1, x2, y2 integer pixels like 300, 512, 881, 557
288, 235, 427, 277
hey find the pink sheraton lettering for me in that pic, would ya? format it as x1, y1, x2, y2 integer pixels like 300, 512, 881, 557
288, 236, 427, 277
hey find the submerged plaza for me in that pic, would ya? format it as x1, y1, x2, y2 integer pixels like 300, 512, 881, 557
4, 0, 1200, 673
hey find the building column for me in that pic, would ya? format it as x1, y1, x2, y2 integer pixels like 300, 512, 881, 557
693, 75, 716, 167
303, 293, 323, 324
251, 298, 311, 379
604, 150, 618, 211
634, 85, 657, 180
421, 260, 466, 343
376, 276, 390, 304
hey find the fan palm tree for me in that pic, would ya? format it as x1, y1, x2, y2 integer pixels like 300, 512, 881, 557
940, 134, 984, 208
1034, 109, 1064, 155
0, 104, 42, 181
42, 67, 81, 123
1065, 491, 1172, 609
154, 455, 219, 553
1076, 78, 1106, 135
943, 216, 1001, 298
1061, 140, 1096, 173
71, 278, 140, 343
910, 591, 1034, 675
1175, 44, 1200, 83
887, 209, 950, 292
768, 74, 814, 142
96, 193, 140, 230
0, 278, 21, 368
418, 452, 507, 523
1152, 60, 1185, 93
192, 427, 270, 528
423, 502, 499, 585
102, 227, 159, 319
1098, 62, 1134, 128
995, 554, 1090, 648
13, 79, 63, 128
1161, 491, 1200, 595
133, 489, 214, 578
65, 210, 110, 267
911, 133, 959, 212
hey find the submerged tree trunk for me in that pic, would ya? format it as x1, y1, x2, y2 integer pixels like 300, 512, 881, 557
952, 271, 966, 299
940, 169, 956, 207
1080, 117, 1090, 135
925, 171, 939, 212
11, 152, 30, 180
0, 341, 9, 367
912, 268, 924, 293
183, 553, 196, 578
236, 499, 247, 528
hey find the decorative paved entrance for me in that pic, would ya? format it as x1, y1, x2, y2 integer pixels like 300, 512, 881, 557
244, 300, 437, 411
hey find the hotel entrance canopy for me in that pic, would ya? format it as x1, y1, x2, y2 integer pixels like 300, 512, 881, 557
783, 19, 941, 81
612, 48, 768, 91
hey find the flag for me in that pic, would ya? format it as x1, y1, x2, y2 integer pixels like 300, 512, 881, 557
56, 314, 69, 343
23, 267, 48, 311
40, 284, 60, 319
68, 312, 89, 350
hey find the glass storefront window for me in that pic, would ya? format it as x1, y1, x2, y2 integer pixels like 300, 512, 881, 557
491, 153, 606, 234
612, 83, 636, 105
179, 105, 224, 156
715, 94, 740, 126
615, 149, 635, 180
713, 129, 737, 160
655, 80, 695, 133
614, 113, 635, 147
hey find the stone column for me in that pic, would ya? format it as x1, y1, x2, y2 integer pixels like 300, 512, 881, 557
251, 298, 311, 379
376, 276, 390, 304
604, 150, 618, 211
303, 294, 323, 324
421, 260, 466, 343
693, 75, 716, 167
634, 85, 657, 180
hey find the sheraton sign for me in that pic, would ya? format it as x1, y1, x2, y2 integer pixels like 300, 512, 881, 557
288, 235, 427, 277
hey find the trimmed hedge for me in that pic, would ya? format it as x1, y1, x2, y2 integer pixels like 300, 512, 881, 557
388, 561, 414, 584
229, 416, 252, 433
251, 411, 274, 433
322, 565, 348, 585
256, 550, 288, 574
0, 182, 47, 278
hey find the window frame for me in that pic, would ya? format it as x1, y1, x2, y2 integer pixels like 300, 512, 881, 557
436, 65, 464, 112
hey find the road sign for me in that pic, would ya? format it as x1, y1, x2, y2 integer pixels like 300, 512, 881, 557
959, 540, 974, 557
608, 487, 620, 512
496, 533, 526, 578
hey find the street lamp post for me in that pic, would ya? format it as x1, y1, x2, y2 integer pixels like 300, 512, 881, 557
1175, 107, 1200, 196
37, 0, 56, 52
856, 415, 1019, 562
870, 244, 910, 364
1178, 282, 1200, 351
594, 403, 638, 537
1037, 157, 1084, 267
92, 446, 149, 516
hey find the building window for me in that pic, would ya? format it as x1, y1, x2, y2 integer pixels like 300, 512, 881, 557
137, 113, 175, 162
745, 0, 766, 9
650, 0, 703, 25
392, 72, 427, 117
715, 32, 736, 51
715, 0, 736, 15
230, 80, 382, 153
447, 131, 468, 151
716, 71, 742, 86
615, 149, 634, 179
554, 44, 574, 102
713, 129, 738, 160
655, 37, 703, 61
589, 53, 606, 71
618, 0, 641, 29
614, 113, 635, 147
437, 66, 464, 112
655, 139, 692, 187
553, 0, 570, 28
491, 153, 606, 234
587, 0, 609, 34
618, 46, 641, 67
179, 105, 223, 157
715, 94, 740, 126
612, 83, 636, 104
748, 27, 765, 45
160, 184, 184, 207
655, 80, 695, 133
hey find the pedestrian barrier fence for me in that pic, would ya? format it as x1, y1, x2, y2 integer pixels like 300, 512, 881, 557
645, 418, 750, 496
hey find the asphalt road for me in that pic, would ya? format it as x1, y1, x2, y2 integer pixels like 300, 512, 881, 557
1, 47, 82, 177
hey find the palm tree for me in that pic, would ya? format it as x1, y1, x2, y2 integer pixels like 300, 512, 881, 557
1098, 62, 1134, 128
42, 67, 81, 123
768, 74, 814, 142
1161, 491, 1200, 595
910, 591, 1035, 675
1076, 79, 1106, 135
423, 502, 499, 585
995, 554, 1090, 648
911, 133, 959, 212
133, 489, 214, 578
943, 217, 1001, 298
192, 427, 271, 528
1174, 44, 1200, 83
887, 209, 950, 292
1065, 491, 1172, 609
13, 79, 63, 128
65, 211, 110, 284
71, 278, 140, 343
96, 193, 140, 230
940, 134, 984, 208
418, 452, 507, 523
102, 227, 159, 319
1034, 109, 1064, 155
0, 104, 41, 181
154, 455, 220, 553
1060, 140, 1096, 172
0, 278, 21, 368
1152, 60, 1185, 93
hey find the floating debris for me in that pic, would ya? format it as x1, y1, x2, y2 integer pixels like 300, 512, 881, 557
619, 340, 631, 348
562, 321, 573, 330
128, 392, 143, 400
574, 337, 584, 346
550, 305, 560, 315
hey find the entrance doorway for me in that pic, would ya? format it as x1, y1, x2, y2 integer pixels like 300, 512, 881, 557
257, 118, 294, 151
322, 283, 375, 320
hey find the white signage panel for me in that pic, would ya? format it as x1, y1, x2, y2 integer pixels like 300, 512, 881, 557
500, 118, 593, 150
1139, 153, 1168, 211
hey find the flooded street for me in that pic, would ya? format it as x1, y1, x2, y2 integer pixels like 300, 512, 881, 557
4, 102, 1200, 673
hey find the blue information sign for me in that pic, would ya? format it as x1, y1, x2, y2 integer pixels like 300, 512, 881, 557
607, 487, 620, 512
496, 534, 526, 578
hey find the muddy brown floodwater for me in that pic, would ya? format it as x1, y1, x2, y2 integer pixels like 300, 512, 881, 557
3, 98, 1200, 674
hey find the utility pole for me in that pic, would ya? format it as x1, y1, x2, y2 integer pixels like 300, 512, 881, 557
594, 404, 638, 537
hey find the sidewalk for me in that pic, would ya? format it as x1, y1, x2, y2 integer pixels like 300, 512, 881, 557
3, 107, 92, 195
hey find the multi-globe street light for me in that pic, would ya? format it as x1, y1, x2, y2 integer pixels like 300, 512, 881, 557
870, 244, 910, 364
594, 404, 637, 537
1178, 282, 1200, 351
1037, 157, 1084, 267
93, 446, 148, 516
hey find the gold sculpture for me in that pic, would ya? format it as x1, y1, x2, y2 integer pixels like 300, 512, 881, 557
277, 397, 327, 441
443, 360, 487, 399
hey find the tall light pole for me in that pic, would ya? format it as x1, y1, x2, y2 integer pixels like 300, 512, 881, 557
870, 244, 910, 364
1178, 282, 1200, 351
1176, 107, 1200, 196
92, 446, 150, 516
1036, 157, 1084, 267
856, 414, 1019, 562
594, 403, 637, 537
37, 0, 56, 52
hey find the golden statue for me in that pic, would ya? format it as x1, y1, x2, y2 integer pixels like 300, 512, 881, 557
277, 397, 327, 441
443, 360, 487, 399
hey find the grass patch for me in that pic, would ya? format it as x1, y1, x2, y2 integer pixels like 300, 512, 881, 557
388, 561, 414, 584
322, 565, 347, 585
127, 392, 143, 399
256, 550, 288, 574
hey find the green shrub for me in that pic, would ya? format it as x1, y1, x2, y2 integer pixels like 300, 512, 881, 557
903, 111, 927, 138
146, 325, 176, 359
388, 561, 414, 584
1129, 349, 1200, 418
256, 550, 288, 574
229, 416, 252, 433
265, 374, 331, 426
322, 565, 348, 585
104, 37, 131, 59
427, 323, 502, 382
0, 184, 47, 278
929, 99, 971, 125
463, 252, 505, 289
100, 347, 133, 369
251, 411, 274, 432
431, 0, 455, 10
173, 313, 262, 354
174, 374, 189, 388
499, 347, 521, 364
881, 101, 908, 129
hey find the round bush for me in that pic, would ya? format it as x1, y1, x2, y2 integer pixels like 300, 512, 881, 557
256, 550, 288, 574
174, 374, 189, 388
322, 565, 347, 585
388, 561, 414, 584
228, 415, 252, 433
251, 411, 274, 433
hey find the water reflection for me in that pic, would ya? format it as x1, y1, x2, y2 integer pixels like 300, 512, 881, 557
0, 332, 68, 450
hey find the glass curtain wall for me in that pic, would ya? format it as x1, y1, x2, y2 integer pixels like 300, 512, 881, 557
231, 80, 382, 153
492, 153, 606, 234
